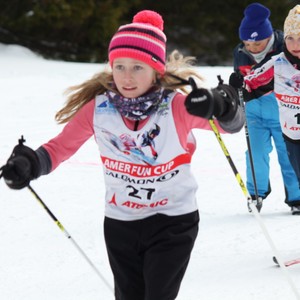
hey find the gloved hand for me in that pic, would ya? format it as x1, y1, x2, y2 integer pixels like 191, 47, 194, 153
185, 78, 216, 119
1, 136, 41, 189
229, 72, 244, 89
211, 83, 239, 122
185, 77, 239, 122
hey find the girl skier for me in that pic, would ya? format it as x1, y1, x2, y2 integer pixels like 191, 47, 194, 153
1, 10, 244, 300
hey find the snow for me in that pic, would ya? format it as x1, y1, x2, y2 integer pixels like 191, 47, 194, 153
1, 44, 300, 300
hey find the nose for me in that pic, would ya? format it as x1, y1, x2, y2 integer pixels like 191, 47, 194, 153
123, 69, 133, 81
295, 40, 300, 48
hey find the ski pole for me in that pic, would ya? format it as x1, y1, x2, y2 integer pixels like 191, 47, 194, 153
208, 118, 251, 201
238, 88, 261, 211
249, 201, 300, 300
27, 184, 114, 294
209, 119, 300, 299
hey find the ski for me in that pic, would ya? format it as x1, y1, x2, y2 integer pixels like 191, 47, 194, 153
273, 256, 300, 267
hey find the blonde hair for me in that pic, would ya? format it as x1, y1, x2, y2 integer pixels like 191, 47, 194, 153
55, 50, 204, 124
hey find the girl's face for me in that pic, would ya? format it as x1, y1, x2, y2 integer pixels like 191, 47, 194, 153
285, 34, 300, 59
243, 37, 270, 54
112, 58, 156, 98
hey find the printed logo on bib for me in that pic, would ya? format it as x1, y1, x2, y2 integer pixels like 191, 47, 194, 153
100, 126, 161, 165
108, 193, 169, 209
104, 154, 190, 211
101, 154, 190, 177
277, 93, 300, 105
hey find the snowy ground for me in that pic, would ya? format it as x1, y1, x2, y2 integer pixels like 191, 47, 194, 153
1, 44, 300, 300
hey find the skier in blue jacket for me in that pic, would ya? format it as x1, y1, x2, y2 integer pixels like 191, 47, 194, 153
230, 2, 300, 212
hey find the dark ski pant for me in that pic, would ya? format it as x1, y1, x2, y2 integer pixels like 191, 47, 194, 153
104, 211, 199, 300
285, 140, 300, 206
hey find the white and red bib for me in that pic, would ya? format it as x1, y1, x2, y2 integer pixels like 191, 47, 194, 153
274, 53, 300, 140
94, 92, 198, 221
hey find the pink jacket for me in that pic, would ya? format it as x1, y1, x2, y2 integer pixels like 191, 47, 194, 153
42, 93, 230, 171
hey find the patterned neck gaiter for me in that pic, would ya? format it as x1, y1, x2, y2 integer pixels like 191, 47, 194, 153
107, 88, 164, 121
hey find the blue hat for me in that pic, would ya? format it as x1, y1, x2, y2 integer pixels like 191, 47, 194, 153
239, 3, 273, 41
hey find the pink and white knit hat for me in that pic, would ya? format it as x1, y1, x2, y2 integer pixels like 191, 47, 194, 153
108, 10, 166, 75
284, 5, 300, 38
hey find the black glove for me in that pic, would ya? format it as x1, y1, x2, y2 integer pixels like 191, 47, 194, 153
185, 78, 215, 119
185, 77, 239, 121
1, 136, 41, 190
211, 82, 239, 122
229, 72, 244, 89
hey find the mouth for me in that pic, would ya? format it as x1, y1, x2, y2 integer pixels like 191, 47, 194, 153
291, 50, 300, 58
123, 87, 136, 91
121, 87, 138, 97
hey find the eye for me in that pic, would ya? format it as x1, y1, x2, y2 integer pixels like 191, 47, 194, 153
133, 65, 143, 71
114, 64, 124, 71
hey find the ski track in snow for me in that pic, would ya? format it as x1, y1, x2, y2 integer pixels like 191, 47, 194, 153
1, 44, 300, 300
